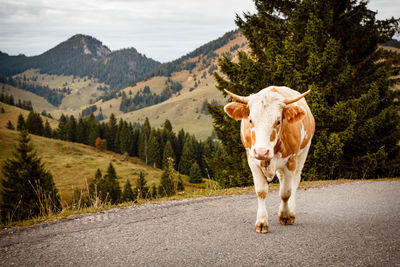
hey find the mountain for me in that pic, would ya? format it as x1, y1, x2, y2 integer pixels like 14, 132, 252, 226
0, 34, 161, 89
0, 30, 249, 139
97, 30, 249, 139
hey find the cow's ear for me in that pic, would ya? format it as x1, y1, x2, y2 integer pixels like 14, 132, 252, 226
224, 102, 249, 120
283, 105, 305, 124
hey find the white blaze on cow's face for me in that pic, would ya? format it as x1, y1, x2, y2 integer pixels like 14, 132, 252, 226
247, 91, 285, 160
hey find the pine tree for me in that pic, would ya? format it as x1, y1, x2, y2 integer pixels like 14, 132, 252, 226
66, 115, 77, 142
86, 113, 98, 146
189, 162, 203, 183
103, 163, 121, 204
114, 119, 123, 153
76, 117, 87, 144
6, 120, 14, 130
138, 117, 151, 164
57, 114, 67, 140
178, 136, 197, 175
158, 167, 174, 197
134, 171, 149, 199
17, 113, 26, 131
208, 0, 400, 184
151, 184, 158, 199
147, 131, 163, 168
1, 131, 61, 221
43, 120, 52, 138
119, 121, 132, 154
89, 168, 103, 199
130, 127, 140, 157
122, 179, 135, 202
163, 119, 173, 132
162, 140, 176, 169
174, 129, 186, 167
158, 157, 184, 196
26, 111, 43, 136
106, 113, 118, 151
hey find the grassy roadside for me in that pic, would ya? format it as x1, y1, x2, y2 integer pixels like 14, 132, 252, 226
1, 177, 399, 230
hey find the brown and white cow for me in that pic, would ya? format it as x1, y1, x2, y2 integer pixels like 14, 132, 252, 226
224, 86, 315, 233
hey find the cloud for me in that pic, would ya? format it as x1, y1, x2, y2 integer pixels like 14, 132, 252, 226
0, 0, 398, 62
0, 0, 255, 62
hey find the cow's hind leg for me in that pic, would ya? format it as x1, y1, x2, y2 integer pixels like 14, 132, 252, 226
248, 157, 269, 233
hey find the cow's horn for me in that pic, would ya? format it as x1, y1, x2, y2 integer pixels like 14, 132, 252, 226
224, 89, 249, 104
284, 90, 311, 105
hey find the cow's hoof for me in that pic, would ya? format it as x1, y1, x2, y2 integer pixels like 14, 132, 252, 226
278, 214, 295, 225
255, 221, 269, 233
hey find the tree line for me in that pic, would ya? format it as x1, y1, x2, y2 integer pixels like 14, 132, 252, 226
120, 81, 183, 113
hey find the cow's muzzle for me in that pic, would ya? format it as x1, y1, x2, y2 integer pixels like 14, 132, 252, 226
253, 147, 272, 160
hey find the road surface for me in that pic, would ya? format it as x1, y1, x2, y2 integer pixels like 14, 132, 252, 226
0, 180, 399, 266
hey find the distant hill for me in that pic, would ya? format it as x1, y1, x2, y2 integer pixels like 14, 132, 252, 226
0, 34, 161, 89
138, 30, 239, 81
98, 31, 249, 139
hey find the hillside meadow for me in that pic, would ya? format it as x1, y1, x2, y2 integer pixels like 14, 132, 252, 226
0, 127, 163, 204
0, 102, 58, 129
1, 82, 56, 112
13, 69, 108, 118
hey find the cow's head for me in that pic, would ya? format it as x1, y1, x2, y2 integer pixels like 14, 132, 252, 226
224, 88, 310, 160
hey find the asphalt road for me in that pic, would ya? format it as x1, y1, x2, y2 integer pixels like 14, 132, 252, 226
0, 180, 399, 266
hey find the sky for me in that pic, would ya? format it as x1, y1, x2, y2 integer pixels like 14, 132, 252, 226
0, 0, 399, 63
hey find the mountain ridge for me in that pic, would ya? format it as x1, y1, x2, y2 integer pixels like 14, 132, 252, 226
0, 34, 161, 89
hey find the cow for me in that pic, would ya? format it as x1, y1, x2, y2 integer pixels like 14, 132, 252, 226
223, 86, 315, 233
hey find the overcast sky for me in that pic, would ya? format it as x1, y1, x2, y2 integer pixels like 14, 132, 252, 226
0, 0, 398, 63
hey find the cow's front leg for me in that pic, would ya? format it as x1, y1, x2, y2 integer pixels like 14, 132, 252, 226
277, 168, 295, 225
248, 157, 269, 233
